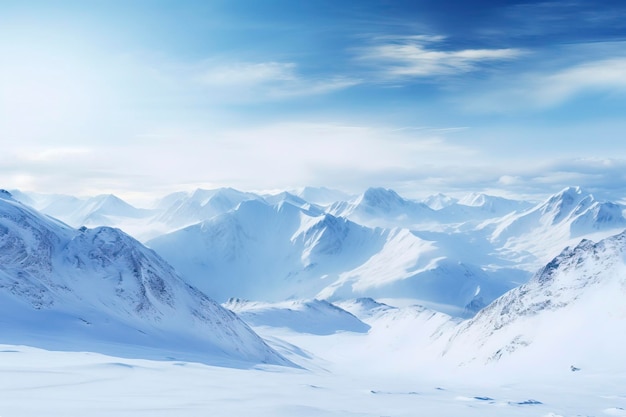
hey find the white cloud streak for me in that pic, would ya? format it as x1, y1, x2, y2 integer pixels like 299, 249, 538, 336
460, 56, 626, 112
358, 36, 522, 79
195, 61, 360, 101
199, 62, 297, 86
534, 58, 626, 106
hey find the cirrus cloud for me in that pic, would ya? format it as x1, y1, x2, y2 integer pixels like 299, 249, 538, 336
195, 60, 360, 101
357, 35, 522, 79
458, 52, 626, 113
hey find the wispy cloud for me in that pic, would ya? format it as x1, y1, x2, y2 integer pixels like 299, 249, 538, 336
381, 156, 626, 201
534, 58, 626, 106
357, 35, 522, 79
462, 55, 626, 112
198, 62, 297, 86
195, 61, 360, 101
16, 147, 93, 163
492, 157, 626, 199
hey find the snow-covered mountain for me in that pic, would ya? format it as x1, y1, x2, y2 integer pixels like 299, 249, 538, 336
10, 191, 153, 229
459, 192, 532, 213
442, 229, 626, 371
6, 183, 626, 417
485, 186, 626, 270
262, 191, 321, 211
438, 193, 533, 225
329, 187, 437, 228
12, 188, 267, 242
155, 187, 262, 229
334, 298, 459, 368
223, 298, 370, 335
11, 191, 83, 219
12, 185, 626, 321
0, 190, 286, 366
65, 194, 151, 227
148, 198, 515, 315
148, 198, 384, 302
331, 188, 532, 230
422, 193, 458, 210
293, 186, 354, 206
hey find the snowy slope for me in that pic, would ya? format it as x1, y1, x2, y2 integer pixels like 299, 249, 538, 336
66, 194, 152, 227
155, 187, 262, 229
10, 191, 154, 229
5, 340, 626, 417
223, 298, 370, 335
459, 192, 532, 213
334, 297, 398, 321
0, 191, 287, 366
12, 191, 84, 220
329, 187, 437, 228
148, 199, 386, 302
442, 229, 626, 371
438, 193, 533, 224
149, 198, 516, 315
485, 186, 626, 270
320, 253, 515, 317
422, 193, 458, 210
331, 188, 532, 230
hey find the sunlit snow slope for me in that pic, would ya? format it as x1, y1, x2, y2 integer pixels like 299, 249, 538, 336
148, 197, 512, 315
442, 229, 626, 371
0, 191, 287, 366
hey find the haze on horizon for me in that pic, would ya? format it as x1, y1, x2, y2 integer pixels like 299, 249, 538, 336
2, 0, 626, 203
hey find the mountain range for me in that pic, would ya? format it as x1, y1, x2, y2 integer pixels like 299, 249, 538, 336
5, 184, 626, 372
11, 185, 626, 317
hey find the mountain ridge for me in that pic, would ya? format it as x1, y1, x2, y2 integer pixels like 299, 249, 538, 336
441, 229, 626, 370
0, 191, 288, 366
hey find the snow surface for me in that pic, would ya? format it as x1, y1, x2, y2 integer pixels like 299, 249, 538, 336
4, 187, 626, 416
223, 298, 370, 335
2, 277, 626, 417
4, 341, 626, 417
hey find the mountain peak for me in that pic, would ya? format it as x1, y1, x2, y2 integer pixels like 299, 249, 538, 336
93, 193, 131, 206
361, 187, 407, 209
540, 186, 594, 224
363, 187, 402, 199
459, 192, 488, 207
551, 186, 586, 202
264, 191, 309, 208
422, 193, 457, 210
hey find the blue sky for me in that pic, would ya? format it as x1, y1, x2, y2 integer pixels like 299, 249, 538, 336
1, 0, 626, 202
